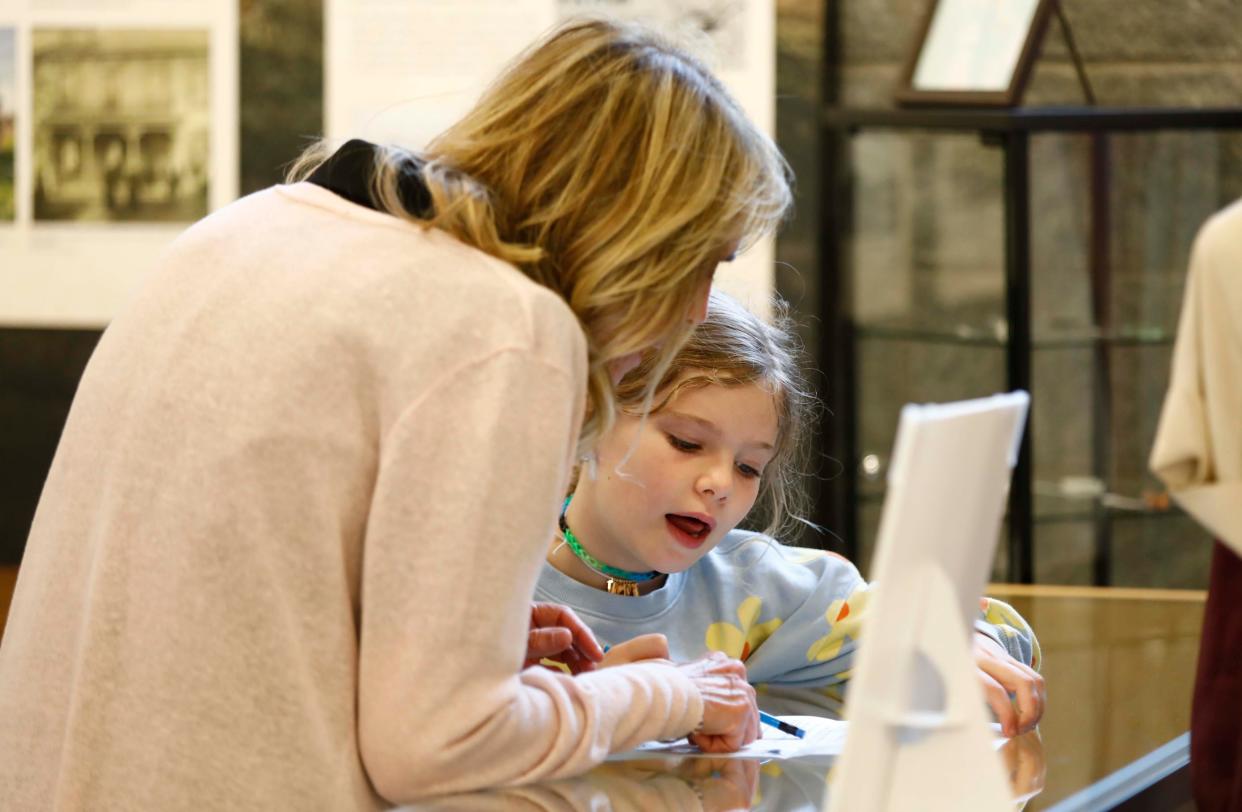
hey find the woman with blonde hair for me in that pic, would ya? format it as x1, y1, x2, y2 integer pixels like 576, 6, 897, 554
0, 17, 790, 810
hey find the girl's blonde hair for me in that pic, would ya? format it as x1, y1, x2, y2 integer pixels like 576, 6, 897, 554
287, 18, 791, 451
613, 290, 816, 539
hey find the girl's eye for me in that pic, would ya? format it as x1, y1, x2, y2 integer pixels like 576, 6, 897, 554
667, 434, 700, 452
737, 463, 762, 479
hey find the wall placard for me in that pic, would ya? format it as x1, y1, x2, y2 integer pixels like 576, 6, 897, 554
0, 0, 238, 327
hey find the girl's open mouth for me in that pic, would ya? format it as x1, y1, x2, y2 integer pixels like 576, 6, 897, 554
665, 513, 715, 548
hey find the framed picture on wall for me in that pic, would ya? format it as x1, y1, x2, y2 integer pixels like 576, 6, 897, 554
896, 0, 1053, 107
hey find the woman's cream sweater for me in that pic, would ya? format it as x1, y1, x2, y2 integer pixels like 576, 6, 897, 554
0, 183, 702, 809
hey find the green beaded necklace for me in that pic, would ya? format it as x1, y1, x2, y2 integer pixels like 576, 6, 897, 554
558, 497, 660, 596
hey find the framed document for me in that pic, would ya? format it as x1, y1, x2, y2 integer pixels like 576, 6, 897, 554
896, 0, 1053, 107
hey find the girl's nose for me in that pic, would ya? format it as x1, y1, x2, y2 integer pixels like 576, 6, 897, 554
696, 459, 732, 502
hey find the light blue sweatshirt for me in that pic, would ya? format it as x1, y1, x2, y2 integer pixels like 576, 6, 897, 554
535, 529, 1040, 701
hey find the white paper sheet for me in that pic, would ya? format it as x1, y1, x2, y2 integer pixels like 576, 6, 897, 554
325, 0, 557, 151
324, 0, 777, 318
611, 715, 1011, 762
612, 715, 846, 760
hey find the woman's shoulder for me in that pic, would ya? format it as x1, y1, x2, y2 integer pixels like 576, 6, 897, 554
1192, 198, 1242, 293
1198, 197, 1242, 248
269, 181, 585, 364
268, 182, 553, 291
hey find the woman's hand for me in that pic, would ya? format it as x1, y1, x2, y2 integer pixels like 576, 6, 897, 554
590, 757, 759, 811
602, 640, 759, 754
676, 652, 759, 753
676, 757, 760, 811
524, 602, 605, 675
974, 632, 1045, 737
600, 633, 670, 667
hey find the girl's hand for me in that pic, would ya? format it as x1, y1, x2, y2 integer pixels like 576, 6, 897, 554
524, 602, 605, 675
999, 729, 1047, 802
600, 633, 670, 667
974, 632, 1045, 737
677, 652, 759, 753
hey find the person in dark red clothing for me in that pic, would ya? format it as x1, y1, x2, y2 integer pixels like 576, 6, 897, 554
1151, 199, 1242, 812
1191, 543, 1242, 811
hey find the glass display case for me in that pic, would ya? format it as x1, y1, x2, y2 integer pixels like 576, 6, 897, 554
816, 107, 1242, 586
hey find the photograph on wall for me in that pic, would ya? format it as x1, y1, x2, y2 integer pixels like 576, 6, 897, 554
0, 27, 14, 221
557, 0, 747, 69
32, 28, 209, 223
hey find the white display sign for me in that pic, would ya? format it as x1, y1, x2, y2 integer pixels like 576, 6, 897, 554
325, 0, 777, 316
0, 0, 238, 327
828, 392, 1029, 812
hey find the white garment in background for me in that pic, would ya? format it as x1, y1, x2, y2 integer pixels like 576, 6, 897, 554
1151, 198, 1242, 554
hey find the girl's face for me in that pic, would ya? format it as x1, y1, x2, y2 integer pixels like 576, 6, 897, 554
568, 375, 779, 574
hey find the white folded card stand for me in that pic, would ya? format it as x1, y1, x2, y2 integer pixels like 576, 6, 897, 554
826, 391, 1030, 812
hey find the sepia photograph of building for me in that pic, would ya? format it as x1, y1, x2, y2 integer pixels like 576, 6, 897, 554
32, 28, 210, 223
0, 28, 15, 221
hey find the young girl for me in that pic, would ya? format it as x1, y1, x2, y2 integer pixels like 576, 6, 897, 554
0, 20, 786, 809
539, 291, 1045, 736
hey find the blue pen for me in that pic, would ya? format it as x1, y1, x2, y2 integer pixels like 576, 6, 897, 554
759, 711, 806, 739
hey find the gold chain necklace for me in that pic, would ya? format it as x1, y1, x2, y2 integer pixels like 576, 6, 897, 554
558, 498, 659, 596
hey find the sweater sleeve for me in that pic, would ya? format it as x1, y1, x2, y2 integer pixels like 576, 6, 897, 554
974, 598, 1041, 670
355, 343, 702, 802
714, 544, 1041, 687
